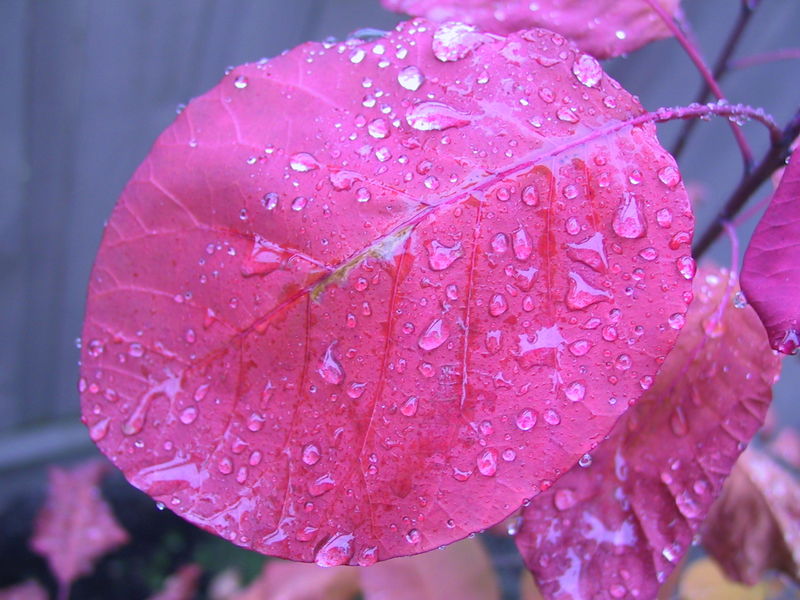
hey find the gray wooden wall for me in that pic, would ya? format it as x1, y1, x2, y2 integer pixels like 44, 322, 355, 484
1, 0, 799, 474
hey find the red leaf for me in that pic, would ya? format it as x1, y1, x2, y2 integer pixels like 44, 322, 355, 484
380, 0, 679, 59
702, 448, 800, 585
80, 19, 693, 564
30, 460, 129, 593
148, 564, 203, 600
515, 267, 781, 600
742, 149, 800, 354
0, 581, 48, 600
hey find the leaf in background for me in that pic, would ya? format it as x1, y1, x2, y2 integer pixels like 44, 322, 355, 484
380, 0, 680, 59
678, 558, 769, 600
768, 427, 800, 470
0, 581, 48, 600
360, 538, 500, 600
515, 267, 781, 600
80, 18, 693, 564
148, 564, 203, 600
229, 538, 497, 600
742, 149, 800, 354
230, 560, 359, 600
30, 460, 129, 596
702, 448, 800, 585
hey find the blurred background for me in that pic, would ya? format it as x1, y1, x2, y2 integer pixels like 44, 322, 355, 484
1, 0, 798, 598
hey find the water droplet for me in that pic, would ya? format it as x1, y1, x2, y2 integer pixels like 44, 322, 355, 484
179, 406, 198, 425
358, 546, 378, 566
489, 293, 508, 317
556, 107, 579, 123
89, 417, 110, 442
612, 193, 646, 239
367, 118, 390, 139
521, 185, 538, 206
477, 448, 498, 476
233, 75, 249, 89
349, 48, 366, 64
302, 443, 321, 465
733, 291, 747, 309
418, 318, 448, 351
676, 256, 696, 280
512, 226, 533, 261
656, 208, 673, 228
578, 453, 593, 467
432, 22, 486, 62
405, 528, 421, 544
543, 409, 561, 425
397, 65, 425, 91
347, 382, 366, 399
568, 339, 591, 356
565, 381, 586, 402
658, 165, 681, 187
425, 240, 463, 271
127, 343, 143, 358
491, 233, 509, 254
406, 101, 471, 131
668, 312, 686, 330
329, 171, 360, 191
289, 152, 319, 172
291, 196, 308, 211
572, 53, 602, 87
400, 396, 419, 417
565, 216, 580, 235
315, 532, 355, 567
567, 232, 608, 272
516, 408, 537, 431
218, 457, 233, 475
565, 271, 612, 310
308, 473, 336, 496
318, 343, 345, 385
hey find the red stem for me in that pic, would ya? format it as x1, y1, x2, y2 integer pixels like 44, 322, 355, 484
642, 0, 755, 170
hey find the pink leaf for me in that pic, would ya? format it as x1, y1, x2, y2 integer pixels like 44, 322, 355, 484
702, 448, 800, 585
80, 19, 693, 564
0, 581, 48, 600
380, 0, 680, 59
741, 148, 800, 354
515, 267, 781, 600
148, 564, 203, 600
231, 560, 359, 600
360, 538, 500, 599
30, 460, 129, 593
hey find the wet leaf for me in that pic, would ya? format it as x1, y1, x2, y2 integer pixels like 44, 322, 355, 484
30, 460, 129, 594
702, 448, 800, 585
148, 564, 203, 600
0, 581, 48, 600
80, 19, 692, 564
741, 148, 800, 354
515, 267, 781, 600
380, 0, 680, 59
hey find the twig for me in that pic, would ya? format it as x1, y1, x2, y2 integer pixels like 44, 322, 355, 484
693, 107, 800, 259
671, 1, 760, 165
730, 48, 800, 71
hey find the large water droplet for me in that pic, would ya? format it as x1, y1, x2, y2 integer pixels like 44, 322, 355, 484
612, 193, 646, 239
302, 443, 321, 465
572, 54, 602, 87
179, 406, 198, 425
567, 232, 607, 272
418, 318, 448, 351
565, 272, 612, 310
425, 240, 463, 271
512, 226, 533, 261
515, 408, 537, 431
565, 381, 586, 402
315, 532, 355, 567
89, 417, 110, 442
658, 165, 681, 187
406, 101, 471, 131
400, 396, 419, 417
489, 293, 509, 317
308, 473, 336, 496
289, 152, 319, 172
477, 448, 498, 476
397, 65, 425, 91
318, 343, 345, 385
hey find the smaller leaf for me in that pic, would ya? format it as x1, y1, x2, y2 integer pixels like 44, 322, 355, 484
0, 580, 48, 600
380, 0, 680, 58
768, 428, 800, 470
515, 267, 781, 600
30, 460, 129, 593
679, 558, 769, 600
702, 448, 800, 585
230, 561, 359, 600
742, 148, 800, 354
148, 564, 203, 600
